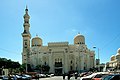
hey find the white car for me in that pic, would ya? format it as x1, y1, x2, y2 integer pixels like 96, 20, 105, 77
80, 72, 109, 80
38, 74, 46, 78
0, 75, 8, 80
22, 74, 32, 79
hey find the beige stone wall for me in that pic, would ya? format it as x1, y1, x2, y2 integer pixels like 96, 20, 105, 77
28, 42, 95, 73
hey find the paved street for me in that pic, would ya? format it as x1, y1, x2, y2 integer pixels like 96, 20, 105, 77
38, 76, 80, 80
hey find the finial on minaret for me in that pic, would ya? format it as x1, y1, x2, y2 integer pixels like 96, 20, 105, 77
25, 5, 28, 11
36, 34, 38, 37
26, 5, 28, 9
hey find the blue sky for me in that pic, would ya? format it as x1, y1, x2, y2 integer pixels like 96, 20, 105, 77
0, 0, 120, 64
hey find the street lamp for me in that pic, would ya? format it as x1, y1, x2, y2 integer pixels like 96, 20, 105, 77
1, 66, 4, 76
93, 46, 100, 63
93, 46, 100, 71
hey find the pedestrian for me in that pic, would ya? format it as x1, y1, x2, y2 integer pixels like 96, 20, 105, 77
68, 73, 70, 80
63, 72, 65, 80
8, 74, 12, 80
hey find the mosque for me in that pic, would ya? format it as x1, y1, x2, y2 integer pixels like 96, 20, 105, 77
21, 7, 95, 74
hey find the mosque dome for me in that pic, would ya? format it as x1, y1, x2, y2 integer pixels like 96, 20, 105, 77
115, 48, 120, 56
116, 54, 120, 60
115, 48, 120, 61
74, 33, 85, 45
32, 35, 42, 47
110, 55, 115, 61
117, 48, 120, 54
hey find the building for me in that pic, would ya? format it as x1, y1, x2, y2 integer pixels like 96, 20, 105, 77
21, 7, 95, 74
108, 48, 120, 70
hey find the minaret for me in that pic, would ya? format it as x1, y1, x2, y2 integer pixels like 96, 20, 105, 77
22, 6, 31, 64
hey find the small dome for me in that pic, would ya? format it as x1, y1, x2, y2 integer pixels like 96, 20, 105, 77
32, 35, 42, 47
117, 48, 120, 53
111, 55, 115, 58
74, 34, 84, 39
110, 55, 115, 61
74, 33, 85, 45
116, 54, 120, 60
116, 53, 120, 56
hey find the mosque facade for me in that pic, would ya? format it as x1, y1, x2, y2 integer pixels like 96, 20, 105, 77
21, 7, 95, 74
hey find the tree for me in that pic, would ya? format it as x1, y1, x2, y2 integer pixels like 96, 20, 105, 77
19, 63, 26, 73
0, 57, 21, 74
35, 65, 41, 73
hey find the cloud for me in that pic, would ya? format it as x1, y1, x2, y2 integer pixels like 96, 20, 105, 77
72, 29, 77, 32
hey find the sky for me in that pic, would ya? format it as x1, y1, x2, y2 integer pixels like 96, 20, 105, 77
0, 0, 120, 64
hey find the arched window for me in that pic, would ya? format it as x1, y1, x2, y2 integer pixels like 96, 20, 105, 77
60, 59, 62, 62
70, 66, 73, 70
45, 62, 46, 65
55, 59, 57, 62
71, 61, 72, 64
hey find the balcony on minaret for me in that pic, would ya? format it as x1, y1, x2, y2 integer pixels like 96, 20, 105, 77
23, 30, 27, 34
22, 31, 31, 38
23, 22, 30, 27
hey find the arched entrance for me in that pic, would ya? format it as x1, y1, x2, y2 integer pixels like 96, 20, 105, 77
54, 62, 63, 75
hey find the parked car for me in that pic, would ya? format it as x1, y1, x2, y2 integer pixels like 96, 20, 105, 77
15, 74, 22, 79
22, 74, 32, 80
0, 75, 8, 80
80, 72, 109, 80
15, 74, 32, 80
79, 72, 92, 77
91, 74, 109, 80
102, 74, 120, 80
38, 74, 46, 78
50, 73, 54, 77
80, 73, 97, 80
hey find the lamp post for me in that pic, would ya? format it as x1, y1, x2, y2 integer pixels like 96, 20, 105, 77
26, 61, 28, 73
93, 46, 100, 63
93, 46, 100, 71
1, 66, 4, 76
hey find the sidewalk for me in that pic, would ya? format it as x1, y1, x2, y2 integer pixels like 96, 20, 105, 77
39, 76, 80, 80
62, 76, 80, 80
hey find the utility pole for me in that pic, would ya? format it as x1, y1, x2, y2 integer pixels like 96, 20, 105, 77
93, 46, 100, 71
93, 46, 100, 64
98, 48, 99, 61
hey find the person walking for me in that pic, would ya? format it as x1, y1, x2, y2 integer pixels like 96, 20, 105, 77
68, 73, 70, 80
63, 72, 65, 80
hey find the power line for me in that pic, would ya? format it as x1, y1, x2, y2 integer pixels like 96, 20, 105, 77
0, 47, 20, 55
101, 32, 120, 50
